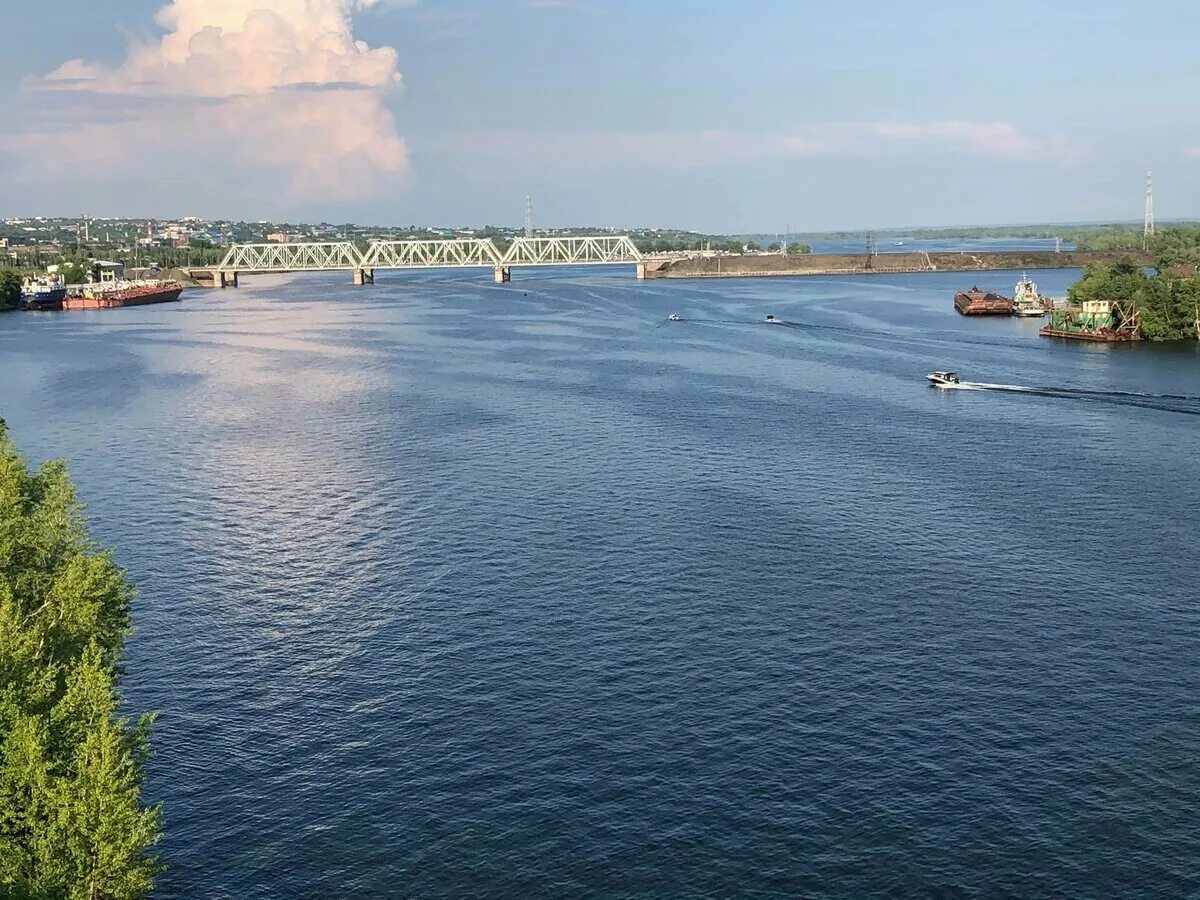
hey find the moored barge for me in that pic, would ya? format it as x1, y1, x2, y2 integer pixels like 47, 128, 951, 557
954, 286, 1013, 316
1039, 299, 1140, 342
63, 280, 183, 310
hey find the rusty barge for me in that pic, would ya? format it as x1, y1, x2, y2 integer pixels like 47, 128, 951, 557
63, 280, 183, 311
954, 287, 1013, 316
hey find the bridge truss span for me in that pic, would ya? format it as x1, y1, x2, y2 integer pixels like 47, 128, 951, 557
501, 235, 643, 267
362, 239, 502, 270
208, 234, 648, 287
217, 241, 365, 272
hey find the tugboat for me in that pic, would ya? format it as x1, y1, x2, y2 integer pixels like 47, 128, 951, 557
1012, 274, 1050, 317
926, 370, 961, 387
19, 275, 67, 311
954, 287, 1013, 316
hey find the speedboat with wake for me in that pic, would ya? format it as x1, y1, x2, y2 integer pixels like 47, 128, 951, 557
927, 370, 961, 387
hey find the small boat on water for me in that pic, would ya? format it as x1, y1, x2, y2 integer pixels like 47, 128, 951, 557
1012, 274, 1050, 317
667, 314, 680, 322
927, 370, 961, 387
765, 314, 780, 324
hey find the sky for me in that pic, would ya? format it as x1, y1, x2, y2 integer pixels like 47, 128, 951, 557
2, 0, 1199, 232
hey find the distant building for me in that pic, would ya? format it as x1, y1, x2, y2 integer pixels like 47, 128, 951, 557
267, 232, 290, 243
92, 261, 125, 282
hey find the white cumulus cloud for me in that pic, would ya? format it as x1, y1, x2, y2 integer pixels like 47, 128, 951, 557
19, 0, 408, 202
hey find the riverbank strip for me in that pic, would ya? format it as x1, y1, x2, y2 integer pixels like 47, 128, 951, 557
643, 250, 1151, 280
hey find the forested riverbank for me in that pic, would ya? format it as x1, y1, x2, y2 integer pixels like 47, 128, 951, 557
1068, 229, 1200, 341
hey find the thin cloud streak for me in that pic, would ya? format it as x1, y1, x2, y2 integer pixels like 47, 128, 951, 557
454, 122, 1081, 169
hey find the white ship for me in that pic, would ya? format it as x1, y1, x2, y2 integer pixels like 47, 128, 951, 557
1012, 274, 1049, 317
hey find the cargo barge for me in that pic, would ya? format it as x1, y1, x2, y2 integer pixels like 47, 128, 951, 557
63, 280, 183, 311
954, 286, 1013, 316
1039, 299, 1140, 343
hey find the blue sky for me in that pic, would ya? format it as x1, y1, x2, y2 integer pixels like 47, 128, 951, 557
2, 0, 1198, 232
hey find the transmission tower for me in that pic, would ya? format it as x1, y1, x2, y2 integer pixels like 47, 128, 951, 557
1144, 170, 1155, 249
524, 195, 534, 239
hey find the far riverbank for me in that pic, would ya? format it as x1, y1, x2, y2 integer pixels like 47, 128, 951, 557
644, 250, 1151, 280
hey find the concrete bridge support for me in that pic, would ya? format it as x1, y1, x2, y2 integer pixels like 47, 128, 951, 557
353, 268, 375, 286
211, 270, 239, 289
636, 263, 647, 280
494, 266, 511, 284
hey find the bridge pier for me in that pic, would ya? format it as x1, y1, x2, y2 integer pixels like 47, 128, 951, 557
353, 267, 375, 286
211, 270, 239, 289
636, 263, 647, 280
494, 266, 511, 284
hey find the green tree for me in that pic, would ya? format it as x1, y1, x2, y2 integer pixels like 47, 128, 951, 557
0, 421, 162, 899
786, 243, 812, 256
56, 262, 88, 286
0, 271, 19, 312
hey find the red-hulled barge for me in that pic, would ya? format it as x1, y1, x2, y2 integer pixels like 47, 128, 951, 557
63, 280, 183, 310
954, 287, 1013, 316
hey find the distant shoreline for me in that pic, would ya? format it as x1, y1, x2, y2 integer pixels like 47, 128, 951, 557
643, 250, 1152, 280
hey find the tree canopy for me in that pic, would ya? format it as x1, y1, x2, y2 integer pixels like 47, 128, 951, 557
0, 421, 162, 899
1066, 233, 1200, 341
0, 272, 20, 312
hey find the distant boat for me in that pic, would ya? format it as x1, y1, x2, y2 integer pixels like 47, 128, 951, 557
668, 314, 680, 322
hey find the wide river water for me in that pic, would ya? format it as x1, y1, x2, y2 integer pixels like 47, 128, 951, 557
2, 267, 1199, 897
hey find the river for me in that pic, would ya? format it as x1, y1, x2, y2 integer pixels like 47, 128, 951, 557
2, 267, 1198, 897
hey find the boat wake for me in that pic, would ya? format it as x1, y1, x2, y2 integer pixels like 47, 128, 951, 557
948, 381, 1200, 415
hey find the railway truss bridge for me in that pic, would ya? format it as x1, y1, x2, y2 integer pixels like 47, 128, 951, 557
204, 235, 646, 287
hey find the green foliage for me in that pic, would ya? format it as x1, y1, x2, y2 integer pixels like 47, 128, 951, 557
55, 263, 87, 287
1154, 225, 1200, 272
1067, 247, 1200, 341
786, 243, 812, 256
0, 272, 19, 312
0, 422, 162, 899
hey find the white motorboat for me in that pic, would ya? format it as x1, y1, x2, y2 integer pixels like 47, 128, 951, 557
668, 314, 680, 322
927, 370, 961, 387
